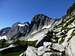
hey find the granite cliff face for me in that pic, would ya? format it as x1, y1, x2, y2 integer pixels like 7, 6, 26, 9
0, 3, 75, 56
0, 14, 54, 40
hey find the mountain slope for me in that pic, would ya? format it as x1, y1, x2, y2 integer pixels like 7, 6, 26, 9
0, 3, 75, 56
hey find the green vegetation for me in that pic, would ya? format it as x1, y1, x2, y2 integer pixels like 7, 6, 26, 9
64, 17, 75, 27
0, 39, 37, 56
71, 32, 75, 36
14, 39, 37, 47
62, 27, 72, 32
54, 25, 62, 28
59, 37, 65, 44
0, 39, 9, 48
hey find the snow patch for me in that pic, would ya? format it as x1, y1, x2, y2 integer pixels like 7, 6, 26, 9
28, 29, 48, 41
0, 44, 15, 52
43, 42, 52, 47
18, 24, 25, 27
0, 36, 8, 40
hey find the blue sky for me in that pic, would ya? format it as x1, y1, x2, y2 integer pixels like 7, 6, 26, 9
0, 0, 74, 29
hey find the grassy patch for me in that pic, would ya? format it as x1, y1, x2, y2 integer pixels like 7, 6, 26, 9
71, 32, 75, 36
0, 39, 10, 48
13, 40, 37, 47
59, 37, 65, 44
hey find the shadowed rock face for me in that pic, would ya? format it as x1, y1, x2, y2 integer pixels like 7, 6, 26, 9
7, 22, 30, 39
0, 27, 11, 36
30, 14, 53, 32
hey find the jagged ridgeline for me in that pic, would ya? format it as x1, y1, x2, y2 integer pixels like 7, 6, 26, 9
0, 3, 75, 56
67, 3, 75, 15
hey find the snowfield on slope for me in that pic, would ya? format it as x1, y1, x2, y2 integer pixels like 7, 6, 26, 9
27, 29, 48, 41
0, 36, 8, 40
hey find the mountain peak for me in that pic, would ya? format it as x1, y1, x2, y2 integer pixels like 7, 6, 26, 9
32, 14, 51, 20
30, 14, 53, 32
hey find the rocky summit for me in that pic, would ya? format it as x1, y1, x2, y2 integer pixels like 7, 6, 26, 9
0, 3, 75, 56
